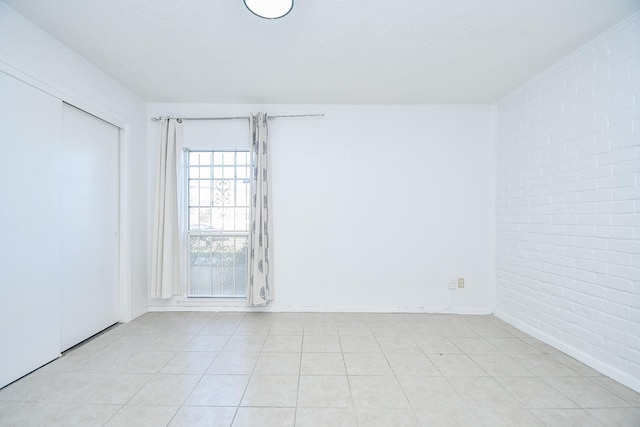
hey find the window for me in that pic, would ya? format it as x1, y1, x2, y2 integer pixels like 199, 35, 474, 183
187, 150, 250, 297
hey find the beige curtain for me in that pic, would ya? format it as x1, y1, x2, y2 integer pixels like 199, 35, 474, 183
150, 118, 184, 299
248, 113, 274, 306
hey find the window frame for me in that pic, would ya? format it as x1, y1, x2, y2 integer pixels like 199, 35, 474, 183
185, 148, 251, 299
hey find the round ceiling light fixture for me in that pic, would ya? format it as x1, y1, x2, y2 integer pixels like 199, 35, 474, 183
244, 0, 293, 19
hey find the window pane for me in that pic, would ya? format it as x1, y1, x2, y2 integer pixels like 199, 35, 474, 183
235, 208, 249, 230
211, 211, 224, 230
200, 185, 211, 207
187, 149, 250, 298
201, 152, 213, 165
237, 152, 250, 165
198, 209, 212, 229
223, 167, 235, 179
223, 152, 235, 165
213, 152, 224, 165
189, 183, 200, 206
236, 168, 248, 179
189, 209, 199, 229
199, 166, 211, 179
237, 183, 250, 206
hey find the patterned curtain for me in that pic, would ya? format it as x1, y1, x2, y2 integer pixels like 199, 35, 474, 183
248, 113, 274, 306
151, 118, 184, 299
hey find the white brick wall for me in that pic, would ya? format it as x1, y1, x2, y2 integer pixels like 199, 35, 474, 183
495, 13, 640, 391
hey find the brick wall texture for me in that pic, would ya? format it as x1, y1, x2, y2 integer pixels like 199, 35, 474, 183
495, 14, 640, 384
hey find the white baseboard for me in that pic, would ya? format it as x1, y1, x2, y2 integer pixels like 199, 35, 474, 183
494, 309, 640, 394
146, 303, 492, 315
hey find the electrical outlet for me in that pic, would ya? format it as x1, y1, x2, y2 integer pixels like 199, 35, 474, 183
448, 280, 457, 290
458, 277, 465, 288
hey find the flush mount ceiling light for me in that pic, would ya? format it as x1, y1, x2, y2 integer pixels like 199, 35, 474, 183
244, 0, 293, 19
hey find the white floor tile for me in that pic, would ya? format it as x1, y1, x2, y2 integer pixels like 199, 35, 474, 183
349, 376, 409, 408
253, 353, 301, 375
385, 353, 440, 376
240, 375, 298, 407
397, 376, 465, 408
206, 352, 259, 375
302, 335, 341, 352
300, 352, 347, 375
104, 404, 179, 427
355, 407, 419, 426
297, 376, 352, 408
3, 312, 638, 427
447, 377, 522, 408
168, 406, 236, 427
185, 375, 249, 406
473, 408, 544, 426
232, 407, 295, 427
413, 406, 483, 426
295, 407, 358, 427
588, 407, 640, 427
343, 353, 393, 376
529, 408, 604, 427
128, 374, 201, 406
160, 351, 217, 374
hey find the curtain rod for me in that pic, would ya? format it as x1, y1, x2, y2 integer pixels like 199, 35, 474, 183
150, 113, 324, 122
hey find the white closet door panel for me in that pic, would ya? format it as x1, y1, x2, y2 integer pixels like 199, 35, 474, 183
0, 71, 62, 388
61, 104, 119, 351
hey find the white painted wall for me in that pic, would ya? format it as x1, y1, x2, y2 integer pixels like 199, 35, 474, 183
0, 2, 148, 319
495, 14, 640, 391
148, 104, 496, 313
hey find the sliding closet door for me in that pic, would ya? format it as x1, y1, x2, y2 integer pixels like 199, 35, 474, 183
60, 104, 119, 351
0, 71, 62, 388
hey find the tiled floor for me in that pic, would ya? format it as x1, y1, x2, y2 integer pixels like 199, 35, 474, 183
1, 312, 639, 426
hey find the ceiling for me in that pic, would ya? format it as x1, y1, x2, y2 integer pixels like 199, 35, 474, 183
3, 0, 639, 104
